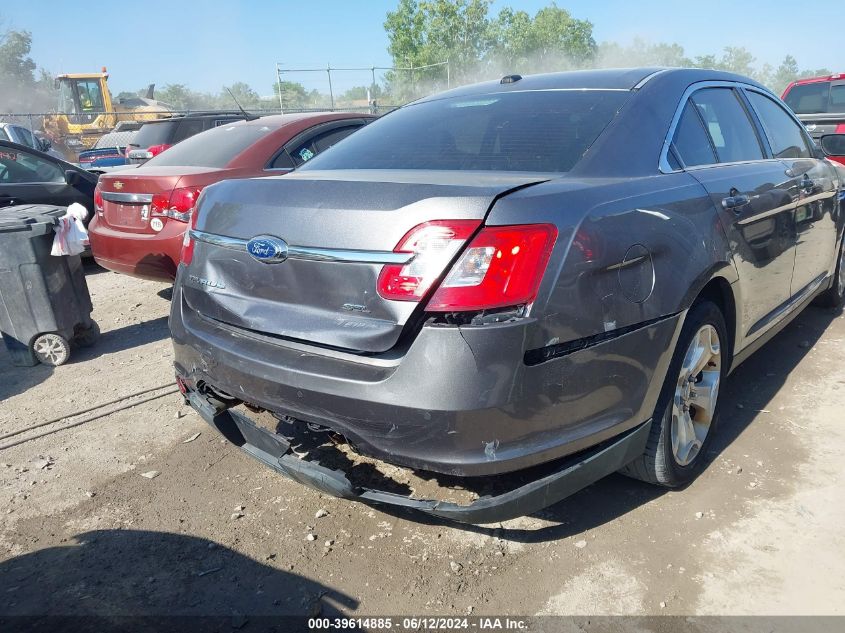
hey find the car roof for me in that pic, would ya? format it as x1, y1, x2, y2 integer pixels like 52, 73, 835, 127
416, 67, 768, 103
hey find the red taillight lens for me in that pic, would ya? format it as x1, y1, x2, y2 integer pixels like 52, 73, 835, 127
426, 224, 557, 312
835, 123, 845, 134
179, 204, 201, 266
147, 143, 171, 157
377, 220, 480, 301
152, 186, 203, 222
94, 184, 104, 214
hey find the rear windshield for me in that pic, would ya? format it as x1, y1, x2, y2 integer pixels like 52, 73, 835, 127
143, 122, 277, 168
132, 120, 178, 147
301, 89, 629, 173
784, 81, 845, 114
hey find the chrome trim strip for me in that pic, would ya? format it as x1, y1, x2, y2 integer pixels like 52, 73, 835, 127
101, 191, 154, 204
189, 230, 414, 265
632, 68, 672, 90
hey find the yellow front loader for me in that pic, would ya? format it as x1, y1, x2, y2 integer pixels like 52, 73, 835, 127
42, 68, 173, 161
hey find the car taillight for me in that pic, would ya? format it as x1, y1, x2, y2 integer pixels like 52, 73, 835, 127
377, 220, 481, 301
836, 123, 845, 134
180, 204, 201, 266
147, 143, 171, 157
151, 186, 203, 222
94, 184, 104, 214
426, 224, 557, 312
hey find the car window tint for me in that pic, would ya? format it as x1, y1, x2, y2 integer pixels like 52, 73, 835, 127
0, 148, 64, 183
830, 84, 845, 110
12, 126, 36, 148
672, 102, 717, 167
269, 150, 294, 170
783, 82, 830, 114
173, 118, 206, 143
289, 125, 363, 167
313, 125, 361, 153
302, 90, 629, 173
746, 91, 811, 159
144, 122, 277, 168
132, 121, 177, 147
690, 88, 763, 164
0, 129, 8, 141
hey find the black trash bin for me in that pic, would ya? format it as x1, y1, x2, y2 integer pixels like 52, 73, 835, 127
0, 204, 99, 367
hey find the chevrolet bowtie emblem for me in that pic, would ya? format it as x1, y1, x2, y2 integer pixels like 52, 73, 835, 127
113, 181, 124, 190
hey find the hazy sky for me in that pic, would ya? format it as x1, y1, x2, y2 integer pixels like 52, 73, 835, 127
4, 0, 843, 95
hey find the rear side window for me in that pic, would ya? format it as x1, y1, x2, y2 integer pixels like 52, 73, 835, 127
289, 125, 362, 167
301, 90, 630, 173
132, 121, 177, 147
746, 91, 811, 159
672, 102, 717, 167
143, 122, 277, 168
689, 88, 763, 164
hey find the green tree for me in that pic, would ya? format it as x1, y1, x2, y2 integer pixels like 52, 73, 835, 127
221, 82, 261, 110
385, 0, 493, 98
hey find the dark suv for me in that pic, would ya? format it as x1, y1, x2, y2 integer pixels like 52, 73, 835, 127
127, 112, 253, 165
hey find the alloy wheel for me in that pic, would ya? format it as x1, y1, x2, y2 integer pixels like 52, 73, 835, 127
671, 324, 721, 466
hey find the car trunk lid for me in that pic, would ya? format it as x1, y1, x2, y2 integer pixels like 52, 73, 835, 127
183, 170, 548, 353
99, 167, 225, 234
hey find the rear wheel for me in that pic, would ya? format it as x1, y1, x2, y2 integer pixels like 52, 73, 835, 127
815, 238, 845, 308
74, 320, 100, 348
32, 333, 71, 367
620, 300, 727, 487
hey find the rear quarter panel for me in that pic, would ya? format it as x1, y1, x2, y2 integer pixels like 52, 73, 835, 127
485, 172, 737, 354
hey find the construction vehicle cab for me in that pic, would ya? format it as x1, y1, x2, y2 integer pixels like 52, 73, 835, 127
56, 72, 111, 125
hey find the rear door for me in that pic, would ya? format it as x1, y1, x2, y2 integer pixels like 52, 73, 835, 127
669, 86, 798, 343
744, 88, 839, 296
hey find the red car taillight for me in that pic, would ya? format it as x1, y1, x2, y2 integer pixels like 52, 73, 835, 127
147, 143, 171, 157
180, 204, 201, 266
151, 186, 203, 222
377, 220, 481, 301
426, 224, 557, 312
94, 183, 104, 215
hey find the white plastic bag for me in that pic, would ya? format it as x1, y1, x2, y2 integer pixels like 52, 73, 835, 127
51, 203, 90, 257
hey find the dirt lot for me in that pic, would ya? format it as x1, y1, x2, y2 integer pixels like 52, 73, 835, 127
1, 264, 844, 621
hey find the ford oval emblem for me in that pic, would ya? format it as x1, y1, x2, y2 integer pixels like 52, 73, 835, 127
246, 235, 289, 263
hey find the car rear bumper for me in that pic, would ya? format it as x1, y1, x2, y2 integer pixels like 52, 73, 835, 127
171, 279, 683, 478
88, 215, 185, 281
185, 389, 652, 524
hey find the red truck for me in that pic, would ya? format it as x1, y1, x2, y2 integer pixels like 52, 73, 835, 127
782, 74, 845, 164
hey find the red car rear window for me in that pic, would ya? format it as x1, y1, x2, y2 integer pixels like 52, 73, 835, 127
143, 122, 277, 169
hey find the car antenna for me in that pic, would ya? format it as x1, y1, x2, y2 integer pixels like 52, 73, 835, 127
225, 88, 259, 121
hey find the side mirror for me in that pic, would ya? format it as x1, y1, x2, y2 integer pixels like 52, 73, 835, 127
64, 169, 82, 186
39, 137, 52, 151
820, 134, 845, 157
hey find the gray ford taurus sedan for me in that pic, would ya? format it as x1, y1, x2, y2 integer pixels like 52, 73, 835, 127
170, 68, 843, 523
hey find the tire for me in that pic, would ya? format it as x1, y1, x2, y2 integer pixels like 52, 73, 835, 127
32, 333, 71, 367
75, 320, 100, 348
814, 238, 845, 308
619, 300, 728, 487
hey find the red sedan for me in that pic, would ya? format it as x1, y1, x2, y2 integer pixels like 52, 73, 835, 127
89, 112, 373, 281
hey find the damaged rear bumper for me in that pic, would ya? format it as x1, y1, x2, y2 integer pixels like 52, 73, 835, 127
186, 390, 651, 524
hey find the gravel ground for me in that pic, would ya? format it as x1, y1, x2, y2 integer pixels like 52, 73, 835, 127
1, 264, 843, 621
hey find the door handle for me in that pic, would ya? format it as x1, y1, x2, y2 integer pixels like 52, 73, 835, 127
721, 194, 750, 211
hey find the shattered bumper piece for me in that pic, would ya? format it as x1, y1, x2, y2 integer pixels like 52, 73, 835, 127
187, 391, 651, 525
